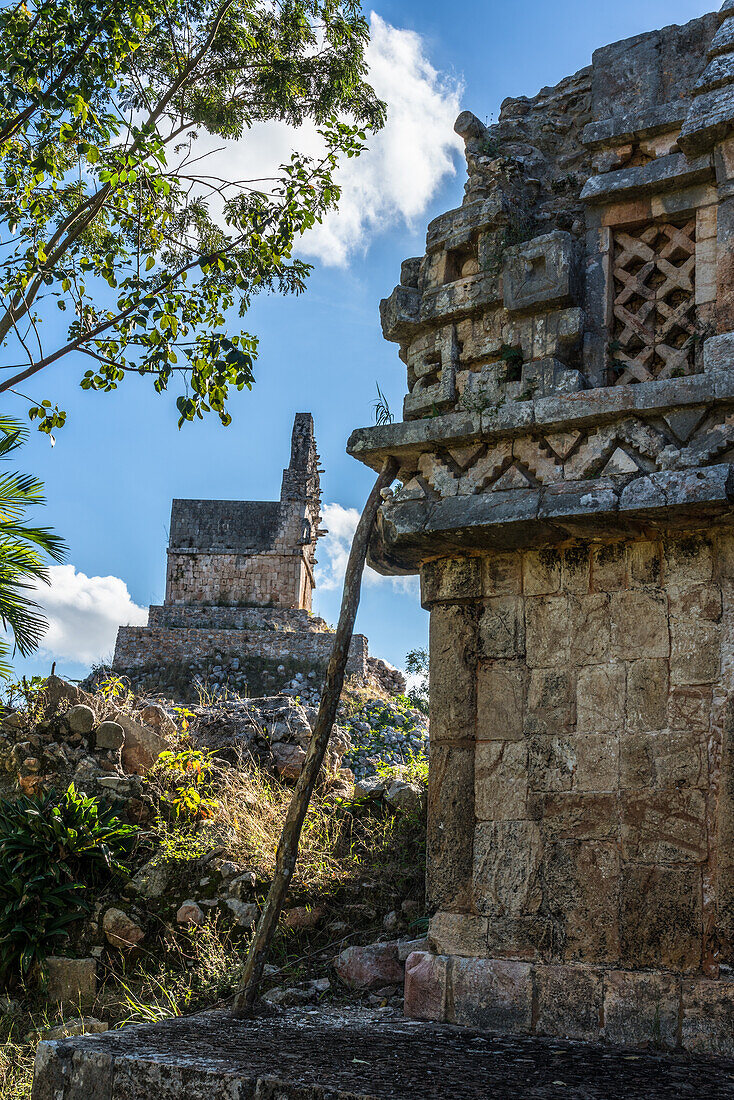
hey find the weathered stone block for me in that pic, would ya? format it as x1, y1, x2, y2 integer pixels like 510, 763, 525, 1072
543, 841, 620, 964
473, 821, 543, 917
116, 712, 168, 775
45, 957, 97, 1006
479, 597, 525, 659
682, 978, 734, 1055
525, 668, 575, 736
576, 664, 626, 733
483, 552, 523, 596
485, 914, 553, 961
681, 84, 734, 159
449, 957, 533, 1033
521, 359, 586, 399
477, 663, 526, 742
525, 596, 570, 668
334, 944, 405, 990
535, 964, 603, 1041
625, 659, 669, 732
541, 793, 618, 842
704, 332, 734, 372
574, 732, 619, 792
670, 619, 722, 685
668, 685, 713, 731
562, 544, 591, 593
421, 557, 483, 606
604, 970, 680, 1049
380, 283, 421, 342
503, 232, 580, 316
568, 594, 611, 666
429, 603, 477, 744
528, 734, 575, 793
620, 789, 707, 864
475, 740, 528, 820
591, 542, 628, 592
664, 535, 714, 584
610, 591, 670, 660
403, 952, 448, 1022
580, 152, 714, 206
427, 745, 475, 911
523, 549, 562, 596
669, 584, 723, 623
620, 728, 707, 791
628, 540, 662, 587
428, 912, 489, 957
620, 866, 702, 970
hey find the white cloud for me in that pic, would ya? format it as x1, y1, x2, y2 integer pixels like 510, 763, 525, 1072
299, 12, 464, 265
30, 565, 148, 666
316, 502, 419, 595
189, 11, 463, 266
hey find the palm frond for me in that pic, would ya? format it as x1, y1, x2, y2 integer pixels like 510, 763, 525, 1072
0, 418, 66, 676
0, 417, 28, 461
0, 471, 48, 517
0, 520, 67, 562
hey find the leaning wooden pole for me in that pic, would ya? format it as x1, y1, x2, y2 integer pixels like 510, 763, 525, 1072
231, 456, 399, 1017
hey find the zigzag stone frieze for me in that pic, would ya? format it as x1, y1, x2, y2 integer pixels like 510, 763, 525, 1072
394, 404, 734, 501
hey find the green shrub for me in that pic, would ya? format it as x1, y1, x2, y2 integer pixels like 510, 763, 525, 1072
0, 784, 137, 984
150, 749, 219, 821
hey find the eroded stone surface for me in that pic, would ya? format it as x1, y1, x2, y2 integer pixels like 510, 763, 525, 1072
30, 1010, 734, 1100
345, 0, 734, 1059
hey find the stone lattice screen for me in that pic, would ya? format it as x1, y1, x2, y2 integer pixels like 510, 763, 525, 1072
610, 219, 698, 384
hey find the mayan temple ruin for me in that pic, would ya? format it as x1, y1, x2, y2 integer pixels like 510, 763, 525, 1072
28, 4, 734, 1096
112, 414, 378, 696
348, 2, 734, 1055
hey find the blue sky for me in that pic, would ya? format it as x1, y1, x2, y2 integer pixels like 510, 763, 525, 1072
6, 0, 715, 683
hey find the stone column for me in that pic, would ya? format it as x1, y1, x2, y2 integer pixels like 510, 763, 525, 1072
715, 137, 734, 336
421, 557, 480, 913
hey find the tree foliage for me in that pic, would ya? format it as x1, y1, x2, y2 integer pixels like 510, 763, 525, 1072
0, 417, 65, 678
0, 0, 384, 428
404, 646, 428, 714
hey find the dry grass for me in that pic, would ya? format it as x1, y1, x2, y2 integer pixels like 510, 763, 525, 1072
213, 766, 423, 897
0, 1038, 34, 1100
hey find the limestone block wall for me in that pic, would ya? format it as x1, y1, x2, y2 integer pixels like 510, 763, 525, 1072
165, 545, 312, 611
114, 626, 369, 679
148, 605, 322, 632
416, 529, 734, 1051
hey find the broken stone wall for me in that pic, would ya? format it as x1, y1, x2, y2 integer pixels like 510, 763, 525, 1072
112, 414, 337, 696
380, 11, 727, 432
348, 2, 734, 1054
164, 414, 322, 613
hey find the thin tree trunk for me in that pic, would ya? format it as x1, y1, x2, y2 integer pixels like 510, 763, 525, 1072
231, 456, 399, 1017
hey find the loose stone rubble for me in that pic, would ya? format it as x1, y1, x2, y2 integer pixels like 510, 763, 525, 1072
346, 2, 734, 1057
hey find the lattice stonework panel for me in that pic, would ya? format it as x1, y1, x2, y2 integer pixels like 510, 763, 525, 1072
611, 220, 697, 385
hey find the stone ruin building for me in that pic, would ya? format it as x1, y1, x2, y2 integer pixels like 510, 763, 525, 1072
348, 3, 734, 1054
112, 414, 380, 698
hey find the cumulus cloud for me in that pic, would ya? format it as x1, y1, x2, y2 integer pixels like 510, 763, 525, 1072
190, 12, 464, 266
316, 502, 419, 595
29, 565, 148, 666
299, 12, 464, 265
